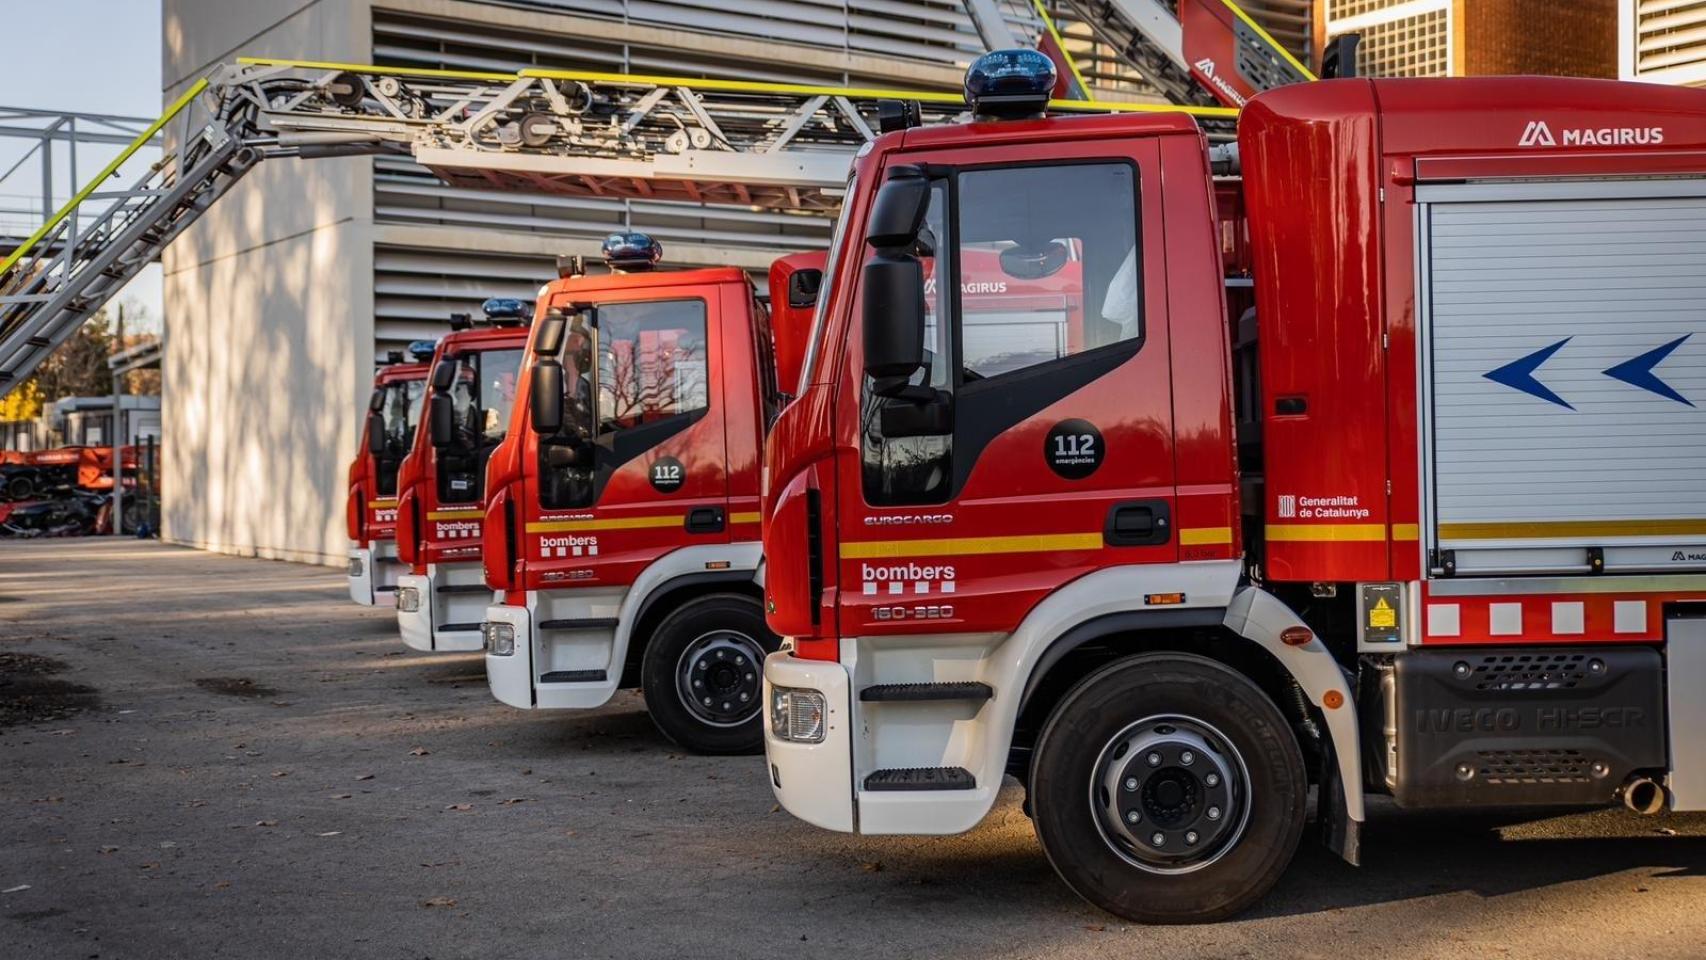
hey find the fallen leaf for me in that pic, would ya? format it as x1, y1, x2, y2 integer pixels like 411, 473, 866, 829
2, 885, 30, 894
355, 774, 374, 781
420, 896, 457, 909
1658, 827, 1679, 836
270, 771, 288, 779
138, 862, 160, 870
99, 846, 119, 854
1085, 924, 1107, 932
446, 804, 473, 812
769, 804, 780, 814
317, 831, 343, 838
330, 794, 352, 800
499, 797, 530, 806
213, 881, 231, 890
409, 748, 430, 757
859, 861, 883, 873
254, 820, 278, 828
520, 769, 532, 776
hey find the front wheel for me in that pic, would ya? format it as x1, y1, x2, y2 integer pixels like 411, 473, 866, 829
640, 593, 778, 755
1030, 653, 1307, 924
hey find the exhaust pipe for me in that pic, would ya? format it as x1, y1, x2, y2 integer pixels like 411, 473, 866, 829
1620, 775, 1667, 816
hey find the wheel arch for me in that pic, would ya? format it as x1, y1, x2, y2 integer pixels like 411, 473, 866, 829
619, 570, 763, 687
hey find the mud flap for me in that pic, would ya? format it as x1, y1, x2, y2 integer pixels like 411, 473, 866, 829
1320, 738, 1361, 866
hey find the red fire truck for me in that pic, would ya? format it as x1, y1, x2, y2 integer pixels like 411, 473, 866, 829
478, 236, 823, 753
760, 51, 1706, 922
393, 304, 531, 651
346, 344, 432, 606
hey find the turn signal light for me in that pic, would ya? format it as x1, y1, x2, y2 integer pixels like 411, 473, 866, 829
770, 687, 826, 743
1280, 626, 1313, 646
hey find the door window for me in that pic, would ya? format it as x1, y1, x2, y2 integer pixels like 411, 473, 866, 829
861, 161, 1141, 505
436, 348, 523, 503
374, 378, 425, 496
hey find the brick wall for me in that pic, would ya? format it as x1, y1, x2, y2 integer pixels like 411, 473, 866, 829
1457, 0, 1617, 78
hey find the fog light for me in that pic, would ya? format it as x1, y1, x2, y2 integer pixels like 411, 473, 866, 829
482, 622, 515, 657
770, 687, 826, 743
347, 557, 364, 578
396, 586, 421, 613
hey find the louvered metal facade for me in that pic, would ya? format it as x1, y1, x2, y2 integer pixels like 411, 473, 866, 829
1623, 0, 1706, 84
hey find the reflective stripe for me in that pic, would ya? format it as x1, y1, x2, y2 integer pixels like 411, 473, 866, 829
840, 532, 1101, 559
1392, 523, 1421, 541
427, 509, 483, 520
1265, 523, 1388, 542
367, 499, 399, 509
1439, 519, 1706, 541
525, 514, 682, 533
730, 511, 762, 525
1179, 526, 1233, 546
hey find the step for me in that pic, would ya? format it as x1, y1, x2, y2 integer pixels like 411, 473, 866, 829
538, 617, 620, 631
860, 681, 992, 703
539, 669, 608, 683
435, 584, 492, 595
439, 621, 482, 632
863, 766, 976, 792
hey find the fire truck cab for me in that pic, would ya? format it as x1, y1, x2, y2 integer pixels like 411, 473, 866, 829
346, 344, 432, 606
479, 236, 820, 754
393, 303, 531, 650
760, 52, 1706, 923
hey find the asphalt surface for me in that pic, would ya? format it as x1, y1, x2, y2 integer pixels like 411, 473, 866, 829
3, 539, 1706, 959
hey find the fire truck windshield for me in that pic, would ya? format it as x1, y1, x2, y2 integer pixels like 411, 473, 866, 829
373, 378, 425, 496
436, 347, 524, 504
795, 173, 857, 394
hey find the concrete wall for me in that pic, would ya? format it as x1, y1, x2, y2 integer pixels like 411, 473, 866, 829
161, 0, 374, 565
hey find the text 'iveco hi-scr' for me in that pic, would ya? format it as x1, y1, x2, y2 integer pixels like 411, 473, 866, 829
760, 49, 1706, 923
393, 301, 531, 652
346, 343, 433, 606
478, 234, 824, 754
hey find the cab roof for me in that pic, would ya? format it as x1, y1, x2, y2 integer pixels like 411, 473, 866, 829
544, 265, 751, 299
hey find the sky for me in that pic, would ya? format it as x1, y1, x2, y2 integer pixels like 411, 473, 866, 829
1, 1, 165, 333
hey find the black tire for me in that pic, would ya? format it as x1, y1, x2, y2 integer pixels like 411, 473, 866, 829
7, 475, 34, 501
640, 592, 779, 755
1029, 653, 1307, 924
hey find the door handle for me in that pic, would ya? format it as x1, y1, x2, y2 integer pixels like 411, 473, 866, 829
686, 507, 725, 534
1104, 500, 1171, 546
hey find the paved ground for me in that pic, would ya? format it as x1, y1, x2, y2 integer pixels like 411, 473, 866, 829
3, 540, 1705, 959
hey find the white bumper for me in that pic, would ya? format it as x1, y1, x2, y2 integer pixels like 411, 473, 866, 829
763, 650, 855, 832
395, 563, 487, 653
483, 602, 534, 709
348, 547, 376, 606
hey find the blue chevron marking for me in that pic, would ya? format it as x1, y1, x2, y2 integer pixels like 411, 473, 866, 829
1603, 334, 1694, 407
1484, 337, 1574, 409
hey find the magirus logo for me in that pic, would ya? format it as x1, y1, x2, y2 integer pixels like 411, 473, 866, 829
1519, 119, 1663, 148
1192, 57, 1247, 108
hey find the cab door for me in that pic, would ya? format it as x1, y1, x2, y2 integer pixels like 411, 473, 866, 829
523, 287, 731, 589
833, 138, 1176, 637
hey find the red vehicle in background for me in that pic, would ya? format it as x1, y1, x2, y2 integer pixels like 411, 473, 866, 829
478, 235, 823, 753
393, 303, 531, 651
760, 51, 1706, 922
346, 343, 433, 606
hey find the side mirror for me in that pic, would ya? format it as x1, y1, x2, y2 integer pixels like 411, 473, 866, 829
431, 360, 456, 392
530, 360, 564, 434
865, 166, 929, 249
428, 393, 454, 447
786, 268, 822, 309
366, 411, 386, 455
862, 253, 925, 388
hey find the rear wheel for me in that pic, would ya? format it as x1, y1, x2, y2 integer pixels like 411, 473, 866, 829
1030, 653, 1307, 924
640, 593, 778, 755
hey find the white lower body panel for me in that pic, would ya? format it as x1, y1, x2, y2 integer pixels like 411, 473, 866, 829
396, 562, 489, 653
763, 651, 854, 832
347, 542, 404, 607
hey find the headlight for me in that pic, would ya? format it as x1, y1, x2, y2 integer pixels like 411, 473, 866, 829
770, 687, 826, 743
482, 622, 515, 656
396, 586, 420, 613
347, 557, 364, 577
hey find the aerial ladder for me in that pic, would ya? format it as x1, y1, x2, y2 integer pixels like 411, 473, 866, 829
0, 0, 1319, 397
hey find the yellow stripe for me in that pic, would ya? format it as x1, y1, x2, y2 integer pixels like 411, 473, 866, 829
1030, 0, 1093, 99
1440, 519, 1706, 541
427, 509, 483, 520
1220, 0, 1318, 82
1392, 523, 1421, 542
236, 57, 520, 82
731, 512, 762, 525
1266, 524, 1389, 543
367, 499, 398, 509
525, 514, 682, 534
1179, 526, 1234, 546
2, 78, 209, 276
840, 532, 1101, 560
